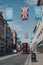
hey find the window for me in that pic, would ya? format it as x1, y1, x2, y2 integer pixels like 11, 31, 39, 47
40, 30, 42, 34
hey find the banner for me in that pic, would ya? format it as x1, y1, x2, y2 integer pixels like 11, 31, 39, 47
35, 6, 42, 20
25, 33, 28, 39
5, 8, 13, 21
42, 6, 43, 21
21, 7, 29, 20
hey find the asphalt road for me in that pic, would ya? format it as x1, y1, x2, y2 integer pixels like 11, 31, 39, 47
0, 53, 29, 65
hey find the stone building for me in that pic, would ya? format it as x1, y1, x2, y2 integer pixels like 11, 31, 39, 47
0, 12, 13, 53
6, 26, 13, 53
12, 30, 17, 50
0, 14, 8, 52
31, 21, 43, 53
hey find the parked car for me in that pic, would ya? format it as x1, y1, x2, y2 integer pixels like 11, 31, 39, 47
12, 49, 17, 54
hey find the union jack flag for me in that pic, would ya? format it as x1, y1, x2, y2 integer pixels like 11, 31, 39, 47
21, 7, 29, 20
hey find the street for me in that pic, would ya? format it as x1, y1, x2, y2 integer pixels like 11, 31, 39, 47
0, 0, 43, 65
0, 53, 29, 65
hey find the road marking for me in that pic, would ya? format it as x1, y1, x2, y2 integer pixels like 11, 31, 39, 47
0, 53, 20, 60
24, 55, 29, 65
24, 54, 33, 65
29, 54, 32, 65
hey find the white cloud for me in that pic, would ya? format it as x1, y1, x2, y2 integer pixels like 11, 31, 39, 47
8, 21, 22, 32
25, 0, 38, 5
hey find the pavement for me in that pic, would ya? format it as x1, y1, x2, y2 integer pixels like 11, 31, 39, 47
32, 53, 43, 65
28, 53, 43, 65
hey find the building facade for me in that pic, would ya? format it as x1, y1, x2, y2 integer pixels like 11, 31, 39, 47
31, 21, 43, 53
6, 26, 13, 53
0, 14, 8, 52
0, 13, 13, 53
12, 30, 17, 50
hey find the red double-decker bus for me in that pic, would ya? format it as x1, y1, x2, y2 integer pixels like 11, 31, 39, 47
21, 42, 30, 54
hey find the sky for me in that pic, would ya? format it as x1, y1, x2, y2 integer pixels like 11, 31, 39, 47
0, 0, 39, 45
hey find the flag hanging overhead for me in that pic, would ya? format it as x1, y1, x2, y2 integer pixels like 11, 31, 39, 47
21, 7, 29, 20
25, 32, 29, 39
5, 8, 13, 21
42, 6, 43, 21
35, 6, 42, 21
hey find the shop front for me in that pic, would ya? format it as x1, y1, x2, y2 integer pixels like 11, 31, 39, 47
37, 40, 43, 53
